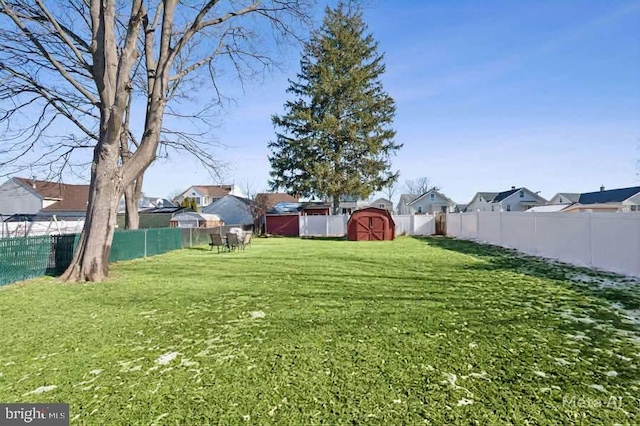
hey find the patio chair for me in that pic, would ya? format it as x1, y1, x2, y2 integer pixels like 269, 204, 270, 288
209, 234, 226, 253
241, 231, 253, 250
226, 232, 240, 251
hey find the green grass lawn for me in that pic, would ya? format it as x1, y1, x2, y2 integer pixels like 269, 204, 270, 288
1, 237, 639, 424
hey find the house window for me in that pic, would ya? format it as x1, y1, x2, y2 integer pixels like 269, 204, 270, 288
506, 204, 511, 211
194, 197, 201, 205
559, 197, 563, 203
491, 205, 495, 211
417, 206, 423, 213
378, 204, 385, 209
632, 205, 637, 212
203, 196, 209, 205
430, 193, 435, 201
519, 190, 524, 198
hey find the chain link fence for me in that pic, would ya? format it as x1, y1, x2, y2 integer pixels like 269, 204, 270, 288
0, 228, 182, 286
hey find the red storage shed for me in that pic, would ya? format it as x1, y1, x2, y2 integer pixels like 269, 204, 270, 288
347, 207, 395, 241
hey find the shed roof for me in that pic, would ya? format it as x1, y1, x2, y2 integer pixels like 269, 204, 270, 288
170, 212, 221, 221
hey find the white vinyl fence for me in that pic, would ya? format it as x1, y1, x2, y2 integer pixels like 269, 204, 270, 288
299, 215, 349, 237
1, 218, 85, 238
447, 212, 640, 277
298, 214, 435, 237
392, 215, 435, 236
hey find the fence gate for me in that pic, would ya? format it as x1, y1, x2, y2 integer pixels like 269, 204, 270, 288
435, 213, 447, 235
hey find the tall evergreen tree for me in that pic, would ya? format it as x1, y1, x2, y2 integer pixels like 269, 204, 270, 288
268, 2, 401, 213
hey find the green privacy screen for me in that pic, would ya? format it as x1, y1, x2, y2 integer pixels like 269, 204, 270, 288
0, 228, 181, 286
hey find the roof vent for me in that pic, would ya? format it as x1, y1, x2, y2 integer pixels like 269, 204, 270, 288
600, 185, 605, 192
511, 186, 516, 190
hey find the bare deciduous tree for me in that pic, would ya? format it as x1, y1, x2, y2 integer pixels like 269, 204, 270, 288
239, 177, 258, 200
0, 0, 311, 282
383, 181, 398, 202
404, 177, 437, 195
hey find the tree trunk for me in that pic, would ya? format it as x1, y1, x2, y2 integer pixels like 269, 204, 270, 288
124, 175, 143, 229
61, 154, 123, 282
333, 195, 341, 215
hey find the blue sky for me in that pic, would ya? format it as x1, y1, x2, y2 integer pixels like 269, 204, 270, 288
37, 1, 640, 205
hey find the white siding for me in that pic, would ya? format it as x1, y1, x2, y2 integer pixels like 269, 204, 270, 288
548, 194, 576, 205
410, 192, 455, 213
466, 195, 493, 212
0, 179, 43, 215
622, 193, 640, 212
498, 189, 545, 212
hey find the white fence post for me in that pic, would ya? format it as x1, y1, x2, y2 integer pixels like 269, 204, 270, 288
587, 212, 593, 266
533, 212, 538, 255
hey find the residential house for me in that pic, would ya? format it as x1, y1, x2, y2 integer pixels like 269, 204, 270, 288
202, 195, 255, 226
338, 195, 369, 215
406, 189, 457, 214
488, 187, 546, 212
562, 186, 640, 213
370, 198, 393, 212
465, 187, 546, 212
0, 177, 89, 216
547, 193, 580, 205
396, 194, 418, 214
464, 192, 499, 212
177, 184, 245, 210
117, 194, 176, 214
454, 204, 468, 213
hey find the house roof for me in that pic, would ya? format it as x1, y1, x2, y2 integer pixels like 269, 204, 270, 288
203, 195, 255, 214
266, 201, 330, 214
189, 185, 236, 198
553, 193, 581, 203
478, 192, 499, 202
12, 177, 90, 212
255, 193, 298, 211
578, 186, 640, 205
228, 195, 254, 206
408, 189, 454, 205
371, 198, 392, 205
149, 197, 176, 208
398, 194, 418, 205
137, 206, 185, 214
300, 202, 331, 210
492, 188, 521, 203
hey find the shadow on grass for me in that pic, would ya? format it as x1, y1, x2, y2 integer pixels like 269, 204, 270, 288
416, 236, 640, 311
299, 236, 348, 241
